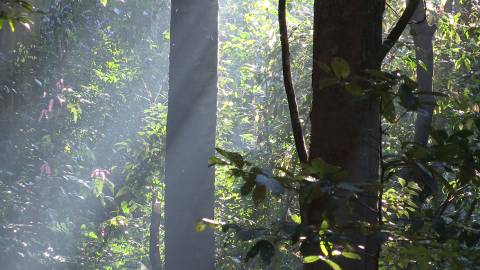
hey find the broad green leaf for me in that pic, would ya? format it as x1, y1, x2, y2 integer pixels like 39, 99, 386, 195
100, 0, 108, 6
316, 61, 331, 74
8, 18, 15, 32
304, 256, 322, 263
85, 231, 98, 240
115, 186, 129, 198
320, 242, 329, 256
331, 57, 350, 79
291, 214, 301, 224
324, 258, 341, 270
120, 201, 130, 214
216, 148, 245, 167
93, 179, 104, 197
208, 156, 227, 167
342, 251, 361, 260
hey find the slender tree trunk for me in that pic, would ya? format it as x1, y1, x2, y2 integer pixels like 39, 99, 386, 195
149, 194, 162, 270
164, 0, 218, 269
304, 1, 385, 269
411, 0, 436, 147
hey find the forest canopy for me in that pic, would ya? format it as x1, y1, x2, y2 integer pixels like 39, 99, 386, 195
0, 0, 479, 269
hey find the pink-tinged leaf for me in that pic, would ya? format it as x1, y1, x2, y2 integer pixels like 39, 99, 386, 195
91, 168, 111, 181
99, 225, 106, 238
40, 161, 52, 176
48, 99, 55, 112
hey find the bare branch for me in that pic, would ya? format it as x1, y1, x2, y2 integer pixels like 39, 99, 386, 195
378, 0, 421, 61
278, 0, 308, 163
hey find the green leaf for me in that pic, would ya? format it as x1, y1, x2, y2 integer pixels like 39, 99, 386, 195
324, 258, 341, 270
208, 156, 227, 167
304, 256, 322, 263
304, 255, 341, 270
115, 186, 129, 198
120, 201, 130, 214
331, 57, 350, 79
19, 1, 34, 11
320, 242, 329, 256
316, 61, 331, 74
8, 18, 15, 32
407, 181, 422, 191
196, 218, 222, 232
93, 179, 104, 197
100, 0, 108, 6
215, 148, 245, 168
291, 214, 301, 224
342, 251, 361, 260
195, 220, 207, 232
85, 231, 98, 240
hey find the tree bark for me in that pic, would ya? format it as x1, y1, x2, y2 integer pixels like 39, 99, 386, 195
411, 0, 436, 147
278, 0, 308, 164
304, 1, 385, 269
164, 0, 218, 269
149, 194, 162, 270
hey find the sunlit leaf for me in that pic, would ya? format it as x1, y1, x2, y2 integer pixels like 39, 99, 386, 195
304, 255, 322, 263
342, 251, 361, 260
331, 57, 350, 79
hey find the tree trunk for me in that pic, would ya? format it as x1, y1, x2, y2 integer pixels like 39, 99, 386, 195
164, 0, 218, 269
304, 1, 385, 269
149, 194, 162, 270
411, 0, 436, 147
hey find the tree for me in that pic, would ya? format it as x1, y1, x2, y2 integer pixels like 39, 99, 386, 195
411, 0, 436, 147
164, 0, 218, 269
278, 0, 419, 269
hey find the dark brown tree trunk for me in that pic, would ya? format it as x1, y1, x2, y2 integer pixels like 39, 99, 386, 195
304, 1, 385, 269
164, 0, 218, 269
411, 0, 436, 147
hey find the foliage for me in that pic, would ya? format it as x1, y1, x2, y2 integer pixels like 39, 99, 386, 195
0, 0, 479, 269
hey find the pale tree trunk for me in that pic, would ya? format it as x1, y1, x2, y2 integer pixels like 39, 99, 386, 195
411, 0, 436, 147
164, 0, 218, 269
149, 193, 162, 270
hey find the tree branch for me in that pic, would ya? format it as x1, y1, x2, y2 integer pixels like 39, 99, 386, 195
278, 0, 308, 163
378, 0, 420, 61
